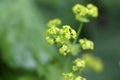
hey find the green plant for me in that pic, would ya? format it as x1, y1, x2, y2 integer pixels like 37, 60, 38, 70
45, 3, 103, 80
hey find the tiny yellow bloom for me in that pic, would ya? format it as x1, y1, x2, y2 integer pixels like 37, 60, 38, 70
72, 65, 78, 71
87, 3, 98, 18
79, 38, 94, 50
75, 76, 82, 80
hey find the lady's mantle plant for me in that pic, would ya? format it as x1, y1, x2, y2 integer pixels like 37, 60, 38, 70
45, 3, 103, 80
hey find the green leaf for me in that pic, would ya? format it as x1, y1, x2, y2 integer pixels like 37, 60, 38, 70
79, 17, 90, 23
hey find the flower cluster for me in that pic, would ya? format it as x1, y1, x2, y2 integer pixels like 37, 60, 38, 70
46, 19, 61, 45
87, 4, 98, 18
47, 18, 61, 27
63, 58, 86, 80
46, 19, 77, 55
62, 72, 74, 80
63, 72, 86, 80
79, 38, 94, 50
45, 3, 101, 80
82, 54, 103, 72
72, 58, 85, 72
72, 3, 98, 22
75, 76, 86, 80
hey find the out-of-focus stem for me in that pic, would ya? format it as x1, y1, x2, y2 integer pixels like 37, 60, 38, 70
73, 22, 83, 44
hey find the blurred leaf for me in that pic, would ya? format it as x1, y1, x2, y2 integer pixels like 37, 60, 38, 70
71, 44, 81, 56
18, 76, 37, 80
37, 64, 62, 80
0, 0, 57, 69
46, 64, 62, 80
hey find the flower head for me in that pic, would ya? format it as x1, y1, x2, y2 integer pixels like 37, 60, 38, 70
59, 44, 70, 56
47, 18, 61, 27
72, 3, 98, 22
79, 38, 94, 50
87, 3, 98, 18
45, 36, 54, 45
72, 4, 88, 22
75, 76, 86, 80
72, 58, 85, 72
63, 72, 74, 80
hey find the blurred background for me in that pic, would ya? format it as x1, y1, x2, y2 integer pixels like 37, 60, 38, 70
0, 0, 120, 80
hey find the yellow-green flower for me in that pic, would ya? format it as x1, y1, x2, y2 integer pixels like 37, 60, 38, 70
87, 3, 98, 18
59, 45, 70, 56
72, 65, 78, 71
63, 72, 74, 80
72, 4, 88, 21
72, 3, 98, 22
47, 18, 61, 27
60, 25, 77, 40
71, 29, 77, 39
82, 54, 104, 73
79, 38, 94, 50
72, 58, 85, 72
60, 25, 71, 39
75, 76, 86, 80
45, 36, 54, 45
47, 26, 59, 35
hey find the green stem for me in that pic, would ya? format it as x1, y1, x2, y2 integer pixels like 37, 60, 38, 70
73, 22, 83, 44
63, 55, 71, 72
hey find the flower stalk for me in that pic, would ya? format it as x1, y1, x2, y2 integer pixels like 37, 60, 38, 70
73, 22, 83, 45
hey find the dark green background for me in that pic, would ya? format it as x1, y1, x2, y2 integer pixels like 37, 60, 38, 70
0, 0, 120, 80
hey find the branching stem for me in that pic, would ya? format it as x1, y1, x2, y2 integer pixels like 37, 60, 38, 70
73, 22, 83, 44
